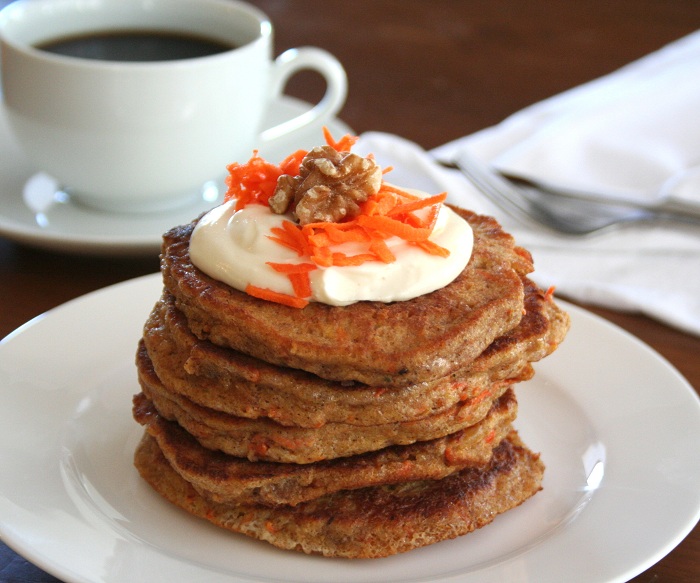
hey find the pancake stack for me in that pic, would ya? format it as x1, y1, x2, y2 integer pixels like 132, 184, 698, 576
133, 206, 570, 558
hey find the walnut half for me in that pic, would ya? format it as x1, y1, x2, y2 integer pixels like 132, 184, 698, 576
268, 146, 382, 224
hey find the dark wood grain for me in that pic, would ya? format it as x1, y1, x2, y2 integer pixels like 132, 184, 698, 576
1, 1, 698, 581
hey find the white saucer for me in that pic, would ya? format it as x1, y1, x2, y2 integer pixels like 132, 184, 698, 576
0, 96, 353, 256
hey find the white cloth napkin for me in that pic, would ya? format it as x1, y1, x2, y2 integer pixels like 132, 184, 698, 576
354, 127, 700, 336
433, 30, 700, 207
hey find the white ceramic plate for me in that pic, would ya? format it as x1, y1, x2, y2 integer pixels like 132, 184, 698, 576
0, 274, 699, 583
0, 96, 352, 256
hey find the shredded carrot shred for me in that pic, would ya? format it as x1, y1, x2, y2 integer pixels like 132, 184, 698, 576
369, 238, 396, 263
331, 252, 377, 266
266, 220, 309, 256
266, 262, 317, 274
224, 128, 452, 308
421, 204, 441, 230
322, 126, 358, 152
324, 224, 371, 244
361, 192, 399, 216
265, 262, 316, 299
356, 214, 432, 241
279, 149, 306, 176
378, 183, 421, 200
306, 244, 332, 267
245, 284, 309, 309
409, 212, 429, 227
414, 239, 450, 257
388, 192, 447, 216
266, 230, 301, 255
307, 231, 333, 248
288, 271, 313, 298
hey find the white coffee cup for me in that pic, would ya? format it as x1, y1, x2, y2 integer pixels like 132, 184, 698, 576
0, 0, 347, 213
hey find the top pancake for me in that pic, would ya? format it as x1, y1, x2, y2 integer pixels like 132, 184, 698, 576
160, 207, 534, 387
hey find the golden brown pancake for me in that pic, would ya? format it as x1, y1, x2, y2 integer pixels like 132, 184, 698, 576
160, 208, 534, 387
134, 430, 544, 559
134, 389, 517, 507
140, 275, 567, 428
135, 346, 516, 463
139, 299, 513, 428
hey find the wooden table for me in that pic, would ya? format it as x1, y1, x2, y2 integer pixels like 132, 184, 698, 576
1, 1, 698, 581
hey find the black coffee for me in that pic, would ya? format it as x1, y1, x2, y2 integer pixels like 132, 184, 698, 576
36, 30, 234, 62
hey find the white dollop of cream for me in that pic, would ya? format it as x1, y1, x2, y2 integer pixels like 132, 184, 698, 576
189, 191, 473, 306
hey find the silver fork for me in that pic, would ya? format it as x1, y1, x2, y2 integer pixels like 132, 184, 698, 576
443, 150, 700, 235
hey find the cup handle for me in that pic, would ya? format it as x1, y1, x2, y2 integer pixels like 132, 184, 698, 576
260, 47, 348, 144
